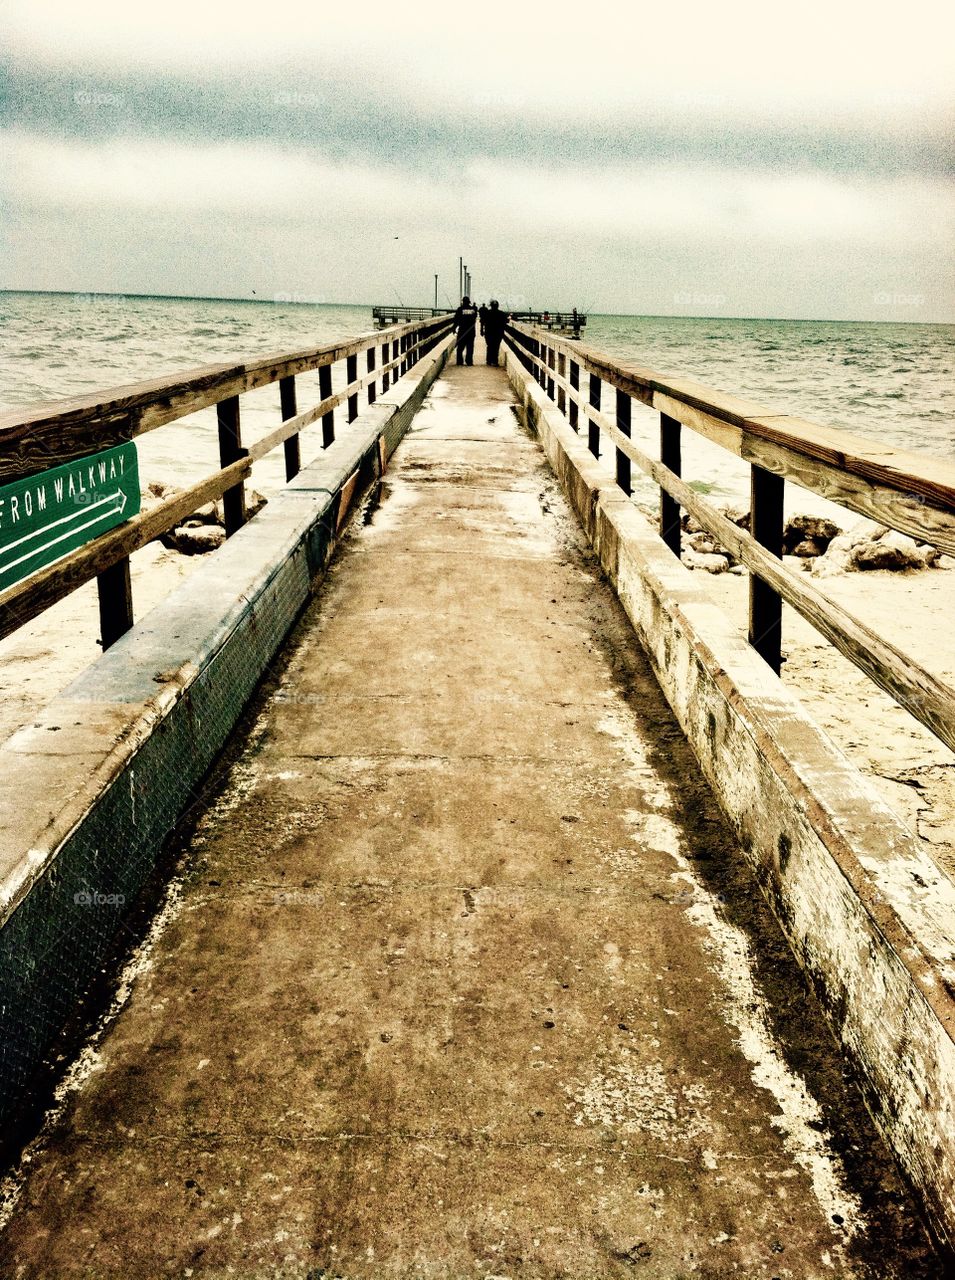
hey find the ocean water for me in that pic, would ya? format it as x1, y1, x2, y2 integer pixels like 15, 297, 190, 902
1, 292, 952, 512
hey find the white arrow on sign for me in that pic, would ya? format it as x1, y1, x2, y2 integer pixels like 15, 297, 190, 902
0, 488, 129, 559
0, 490, 129, 575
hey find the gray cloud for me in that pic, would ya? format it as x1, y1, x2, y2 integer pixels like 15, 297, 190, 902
3, 59, 952, 179
2, 0, 954, 321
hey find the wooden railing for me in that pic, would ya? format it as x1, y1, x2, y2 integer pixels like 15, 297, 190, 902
372, 305, 451, 327
505, 321, 955, 757
510, 311, 586, 336
0, 315, 453, 648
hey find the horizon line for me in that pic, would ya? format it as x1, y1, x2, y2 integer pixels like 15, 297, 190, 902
1, 288, 952, 326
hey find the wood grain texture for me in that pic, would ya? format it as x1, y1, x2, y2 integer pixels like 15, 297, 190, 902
512, 348, 955, 754
0, 325, 440, 637
0, 318, 452, 483
511, 323, 955, 552
599, 405, 955, 757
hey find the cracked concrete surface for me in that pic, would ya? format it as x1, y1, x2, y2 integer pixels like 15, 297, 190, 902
0, 364, 942, 1278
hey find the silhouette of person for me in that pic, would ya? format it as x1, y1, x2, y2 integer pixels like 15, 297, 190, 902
479, 303, 489, 337
454, 296, 478, 366
483, 300, 509, 367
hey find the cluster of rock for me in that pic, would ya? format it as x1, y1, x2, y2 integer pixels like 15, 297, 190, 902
811, 524, 942, 576
669, 503, 944, 576
680, 506, 749, 575
141, 481, 268, 556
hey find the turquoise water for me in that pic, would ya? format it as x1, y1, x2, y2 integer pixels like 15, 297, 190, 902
1, 292, 952, 504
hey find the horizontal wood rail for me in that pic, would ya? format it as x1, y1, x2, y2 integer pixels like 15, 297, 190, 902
508, 323, 955, 554
373, 305, 451, 325
505, 322, 955, 758
0, 316, 450, 484
0, 316, 453, 645
510, 310, 587, 335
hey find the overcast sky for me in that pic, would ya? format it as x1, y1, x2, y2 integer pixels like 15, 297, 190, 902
2, 0, 953, 319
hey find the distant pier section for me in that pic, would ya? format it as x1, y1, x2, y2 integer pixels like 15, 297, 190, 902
373, 303, 586, 337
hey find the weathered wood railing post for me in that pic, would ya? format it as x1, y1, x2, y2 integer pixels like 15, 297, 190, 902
319, 364, 334, 447
660, 413, 682, 555
557, 353, 566, 415
749, 466, 785, 673
546, 346, 555, 401
347, 355, 359, 422
588, 374, 601, 458
280, 375, 300, 480
97, 558, 133, 650
217, 395, 246, 536
615, 388, 632, 495
400, 334, 408, 376
367, 348, 377, 405
569, 361, 579, 431
381, 341, 391, 394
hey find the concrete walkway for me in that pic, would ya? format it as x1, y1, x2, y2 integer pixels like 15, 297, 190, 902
0, 364, 938, 1277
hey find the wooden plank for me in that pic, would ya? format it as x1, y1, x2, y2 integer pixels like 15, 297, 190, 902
217, 396, 245, 536
96, 555, 133, 650
346, 355, 359, 422
0, 317, 453, 484
747, 412, 955, 508
381, 341, 391, 395
588, 374, 601, 459
653, 391, 744, 457
615, 388, 631, 495
749, 466, 785, 674
280, 376, 300, 481
366, 347, 377, 406
511, 321, 655, 406
660, 414, 682, 556
513, 322, 955, 553
320, 365, 334, 448
742, 434, 955, 558
586, 405, 955, 757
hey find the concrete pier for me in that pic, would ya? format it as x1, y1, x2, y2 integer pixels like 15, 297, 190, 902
0, 365, 938, 1276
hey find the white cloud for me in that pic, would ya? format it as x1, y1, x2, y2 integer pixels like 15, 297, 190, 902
6, 130, 950, 255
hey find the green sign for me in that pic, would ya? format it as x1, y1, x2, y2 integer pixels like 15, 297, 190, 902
0, 443, 140, 592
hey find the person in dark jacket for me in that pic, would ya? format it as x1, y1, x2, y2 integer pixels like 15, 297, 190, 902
483, 300, 509, 366
453, 296, 479, 366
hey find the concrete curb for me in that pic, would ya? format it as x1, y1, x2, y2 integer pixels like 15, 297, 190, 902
0, 334, 453, 1143
506, 349, 955, 1249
